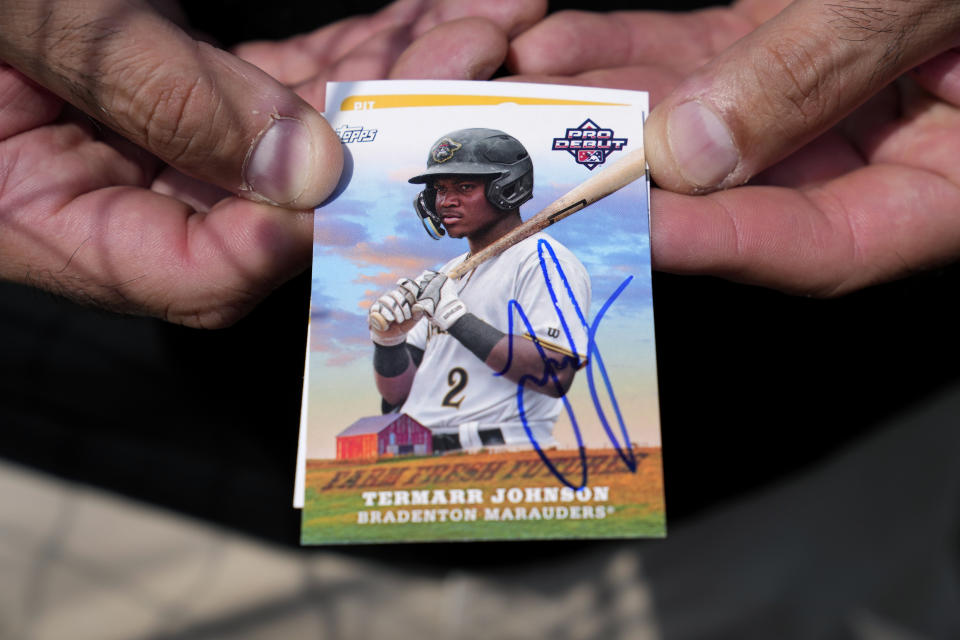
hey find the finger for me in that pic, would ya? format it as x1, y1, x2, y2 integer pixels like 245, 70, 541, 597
410, 0, 547, 39
506, 8, 755, 77
233, 0, 544, 86
911, 48, 960, 107
390, 18, 508, 80
375, 298, 398, 324
0, 0, 342, 209
651, 163, 960, 296
396, 278, 419, 305
501, 64, 683, 107
412, 300, 434, 316
645, 0, 960, 193
233, 16, 388, 86
151, 166, 233, 213
749, 81, 906, 191
381, 289, 404, 309
369, 312, 389, 332
387, 290, 412, 320
749, 128, 865, 190
0, 64, 63, 139
291, 23, 420, 109
329, 24, 416, 82
851, 79, 960, 186
2, 188, 312, 328
230, 2, 434, 86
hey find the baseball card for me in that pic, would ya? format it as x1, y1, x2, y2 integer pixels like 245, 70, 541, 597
300, 80, 663, 544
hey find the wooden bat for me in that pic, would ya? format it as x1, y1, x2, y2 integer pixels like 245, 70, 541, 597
369, 147, 647, 332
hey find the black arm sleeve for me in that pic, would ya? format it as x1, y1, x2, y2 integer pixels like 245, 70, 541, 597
407, 344, 424, 367
373, 343, 411, 378
447, 313, 504, 363
377, 344, 424, 414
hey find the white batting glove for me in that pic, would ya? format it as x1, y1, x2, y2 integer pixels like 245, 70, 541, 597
413, 271, 466, 331
369, 277, 421, 346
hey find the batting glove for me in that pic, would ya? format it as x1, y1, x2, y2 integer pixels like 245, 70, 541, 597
369, 277, 421, 346
413, 271, 466, 331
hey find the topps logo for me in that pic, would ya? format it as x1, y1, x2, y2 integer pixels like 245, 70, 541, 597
552, 119, 627, 170
336, 125, 377, 143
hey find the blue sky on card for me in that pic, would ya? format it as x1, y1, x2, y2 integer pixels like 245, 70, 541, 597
309, 100, 653, 368
310, 168, 652, 367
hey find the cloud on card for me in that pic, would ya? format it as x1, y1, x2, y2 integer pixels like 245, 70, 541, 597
316, 193, 378, 219
313, 216, 369, 247
352, 271, 412, 308
329, 233, 463, 275
355, 271, 402, 290
349, 237, 435, 271
310, 305, 371, 367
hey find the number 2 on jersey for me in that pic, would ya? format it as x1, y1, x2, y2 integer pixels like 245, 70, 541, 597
442, 367, 468, 408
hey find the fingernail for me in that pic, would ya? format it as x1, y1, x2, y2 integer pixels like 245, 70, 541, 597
667, 101, 738, 189
244, 116, 313, 205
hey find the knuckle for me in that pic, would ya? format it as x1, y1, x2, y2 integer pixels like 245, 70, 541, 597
114, 53, 224, 165
749, 32, 837, 129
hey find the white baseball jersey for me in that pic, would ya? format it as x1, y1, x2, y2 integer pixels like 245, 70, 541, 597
401, 232, 591, 447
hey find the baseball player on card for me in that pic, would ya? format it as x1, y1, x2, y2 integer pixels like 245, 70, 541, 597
368, 128, 592, 452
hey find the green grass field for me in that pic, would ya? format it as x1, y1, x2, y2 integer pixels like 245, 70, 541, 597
301, 447, 665, 544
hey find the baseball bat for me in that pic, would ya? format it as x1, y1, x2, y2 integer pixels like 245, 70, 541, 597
369, 147, 647, 332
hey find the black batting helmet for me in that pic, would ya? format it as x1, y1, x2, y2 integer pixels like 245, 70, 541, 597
410, 128, 534, 239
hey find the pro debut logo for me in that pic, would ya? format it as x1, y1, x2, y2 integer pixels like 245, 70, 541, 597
552, 119, 627, 170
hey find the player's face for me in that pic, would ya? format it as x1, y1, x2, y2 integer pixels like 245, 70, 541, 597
432, 176, 502, 239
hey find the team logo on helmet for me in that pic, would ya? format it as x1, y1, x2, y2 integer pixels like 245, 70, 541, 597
552, 119, 628, 170
431, 137, 462, 163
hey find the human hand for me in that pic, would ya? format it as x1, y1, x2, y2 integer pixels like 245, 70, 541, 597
0, 0, 544, 327
508, 0, 960, 296
369, 277, 423, 346
0, 0, 341, 328
413, 271, 466, 330
233, 0, 546, 87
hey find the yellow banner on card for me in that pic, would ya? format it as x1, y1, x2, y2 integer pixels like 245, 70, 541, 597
340, 94, 629, 111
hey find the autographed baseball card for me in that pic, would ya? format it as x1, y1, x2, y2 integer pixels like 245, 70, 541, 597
301, 80, 663, 544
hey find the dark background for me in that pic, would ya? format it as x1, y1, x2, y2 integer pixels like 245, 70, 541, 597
2, 0, 958, 565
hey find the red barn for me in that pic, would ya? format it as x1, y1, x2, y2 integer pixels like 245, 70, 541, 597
336, 414, 432, 460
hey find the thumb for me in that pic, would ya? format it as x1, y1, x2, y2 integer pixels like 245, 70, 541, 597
645, 0, 960, 193
412, 300, 434, 316
0, 0, 342, 208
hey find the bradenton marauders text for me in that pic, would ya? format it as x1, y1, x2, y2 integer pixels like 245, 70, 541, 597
356, 503, 614, 525
361, 485, 610, 507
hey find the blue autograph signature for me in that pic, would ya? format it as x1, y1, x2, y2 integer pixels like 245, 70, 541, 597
495, 239, 636, 490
